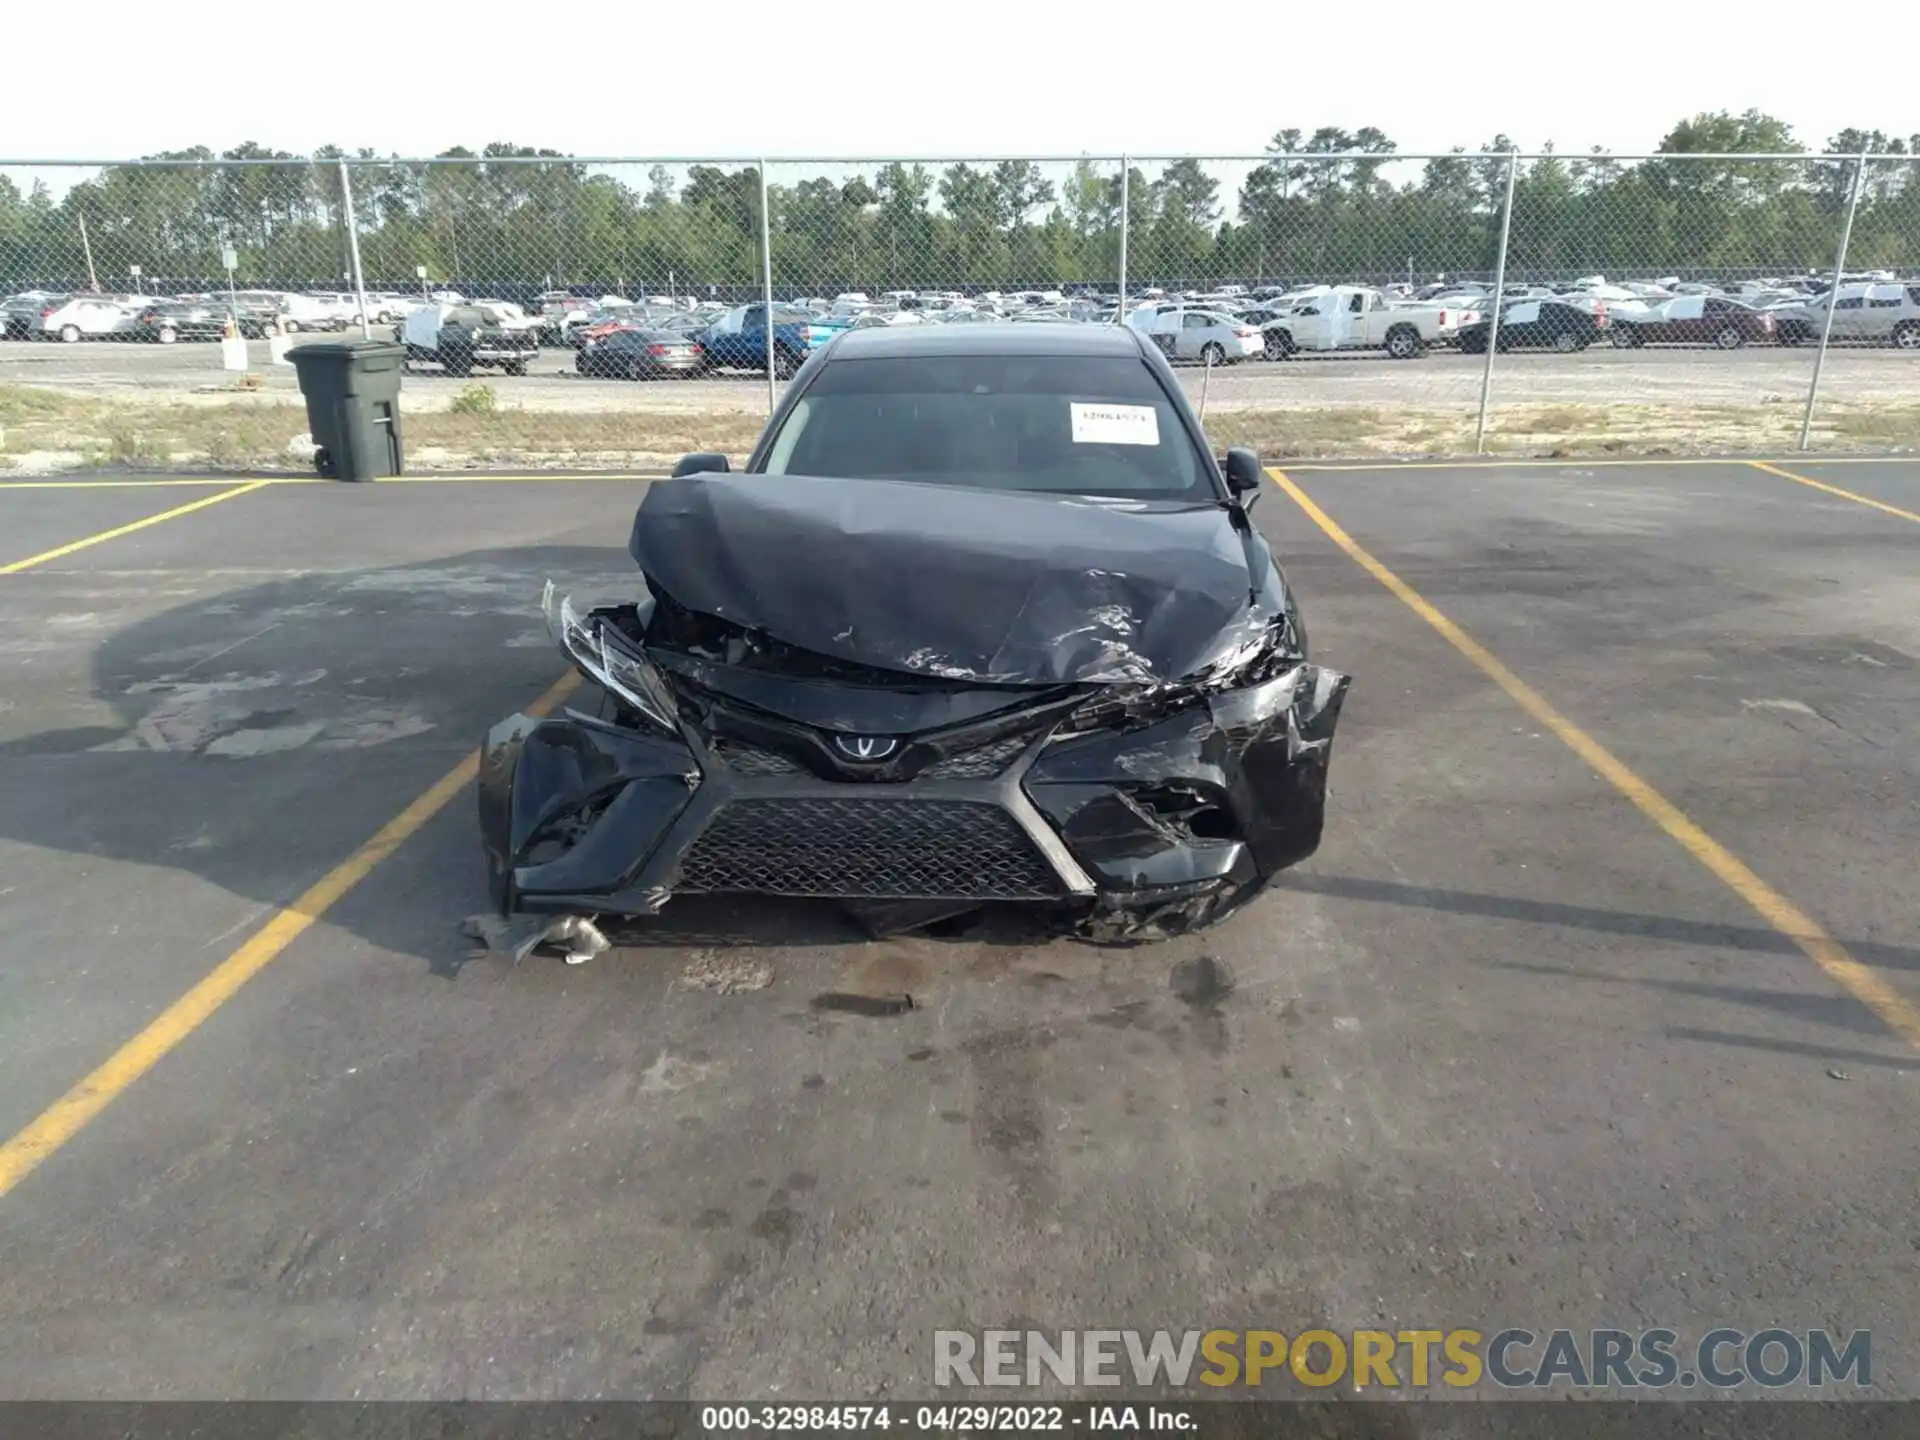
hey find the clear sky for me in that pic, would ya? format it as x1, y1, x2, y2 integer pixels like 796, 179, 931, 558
3, 0, 1908, 162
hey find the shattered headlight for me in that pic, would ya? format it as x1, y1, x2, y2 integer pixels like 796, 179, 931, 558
1055, 613, 1303, 738
1189, 611, 1303, 694
542, 581, 680, 734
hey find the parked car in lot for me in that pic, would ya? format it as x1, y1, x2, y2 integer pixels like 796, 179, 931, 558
401, 303, 540, 376
132, 300, 229, 343
35, 294, 142, 342
1457, 299, 1607, 353
1126, 304, 1263, 364
225, 291, 289, 337
483, 323, 1349, 944
278, 293, 347, 333
698, 303, 848, 377
570, 307, 643, 349
576, 328, 705, 380
1257, 286, 1471, 359
1609, 294, 1775, 348
3, 291, 68, 339
1773, 283, 1920, 348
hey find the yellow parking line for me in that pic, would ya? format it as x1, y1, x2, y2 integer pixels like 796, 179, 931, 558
1748, 460, 1920, 525
0, 481, 271, 574
0, 671, 581, 1201
1267, 465, 1920, 1051
0, 478, 294, 491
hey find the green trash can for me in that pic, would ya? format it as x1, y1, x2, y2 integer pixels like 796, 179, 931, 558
287, 340, 406, 481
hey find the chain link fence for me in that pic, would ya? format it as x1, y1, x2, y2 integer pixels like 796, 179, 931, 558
2, 150, 1917, 472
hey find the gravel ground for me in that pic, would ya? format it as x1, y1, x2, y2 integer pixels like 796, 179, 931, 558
4, 333, 1917, 417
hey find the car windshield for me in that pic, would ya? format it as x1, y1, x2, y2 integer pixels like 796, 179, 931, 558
759, 354, 1212, 500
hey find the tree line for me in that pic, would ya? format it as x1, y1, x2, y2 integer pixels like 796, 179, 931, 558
2, 115, 1917, 297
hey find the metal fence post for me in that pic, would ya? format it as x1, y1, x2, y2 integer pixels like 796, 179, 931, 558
1473, 151, 1519, 454
758, 158, 777, 413
1799, 149, 1868, 452
338, 160, 372, 340
1116, 156, 1129, 323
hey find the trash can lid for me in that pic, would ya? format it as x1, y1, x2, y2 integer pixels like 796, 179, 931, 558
288, 340, 408, 363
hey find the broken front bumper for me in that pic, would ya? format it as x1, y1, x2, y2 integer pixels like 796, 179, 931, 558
479, 664, 1349, 936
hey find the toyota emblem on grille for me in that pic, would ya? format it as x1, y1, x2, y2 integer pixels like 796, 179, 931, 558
834, 735, 900, 761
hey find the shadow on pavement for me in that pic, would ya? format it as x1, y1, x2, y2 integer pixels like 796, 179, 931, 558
0, 545, 1079, 973
1274, 871, 1920, 976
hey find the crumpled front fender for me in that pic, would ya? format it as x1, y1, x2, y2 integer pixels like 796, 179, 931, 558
1024, 662, 1350, 894
479, 712, 699, 910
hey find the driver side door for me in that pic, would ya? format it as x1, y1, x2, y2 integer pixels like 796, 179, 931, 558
1288, 302, 1331, 350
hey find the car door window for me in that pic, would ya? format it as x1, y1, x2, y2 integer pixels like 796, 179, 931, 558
1834, 297, 1865, 310
1183, 313, 1209, 329
1348, 293, 1366, 313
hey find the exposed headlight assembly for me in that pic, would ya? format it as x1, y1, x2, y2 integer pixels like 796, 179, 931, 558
542, 580, 680, 734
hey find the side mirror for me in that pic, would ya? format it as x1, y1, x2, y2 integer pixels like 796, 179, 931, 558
671, 451, 730, 478
1223, 447, 1263, 502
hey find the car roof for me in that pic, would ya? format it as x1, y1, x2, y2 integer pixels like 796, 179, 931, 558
826, 322, 1147, 360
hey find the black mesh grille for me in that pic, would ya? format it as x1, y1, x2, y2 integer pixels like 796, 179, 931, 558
918, 734, 1032, 780
674, 798, 1062, 899
710, 739, 804, 775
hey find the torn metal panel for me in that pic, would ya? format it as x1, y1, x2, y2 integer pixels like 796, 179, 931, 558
1027, 661, 1350, 903
630, 473, 1264, 685
480, 711, 700, 908
460, 912, 611, 966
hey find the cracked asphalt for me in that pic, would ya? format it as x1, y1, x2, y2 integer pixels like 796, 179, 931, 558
0, 458, 1914, 1412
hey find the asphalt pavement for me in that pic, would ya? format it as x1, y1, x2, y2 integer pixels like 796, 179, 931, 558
0, 459, 1914, 1405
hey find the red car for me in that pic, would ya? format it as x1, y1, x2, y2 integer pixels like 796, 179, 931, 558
1610, 294, 1776, 348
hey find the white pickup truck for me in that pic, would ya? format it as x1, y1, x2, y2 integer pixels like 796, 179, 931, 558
1261, 285, 1476, 359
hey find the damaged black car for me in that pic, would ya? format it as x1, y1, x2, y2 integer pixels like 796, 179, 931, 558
480, 324, 1350, 946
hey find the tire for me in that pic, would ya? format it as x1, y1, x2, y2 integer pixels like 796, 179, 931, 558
1891, 321, 1920, 350
59, 324, 81, 343
772, 347, 802, 381
282, 319, 300, 334
1552, 331, 1579, 353
1200, 341, 1226, 367
503, 360, 528, 377
313, 447, 336, 479
1611, 326, 1638, 348
158, 326, 178, 345
443, 350, 473, 379
1458, 333, 1486, 355
1384, 326, 1421, 360
1263, 329, 1293, 361
1713, 325, 1744, 350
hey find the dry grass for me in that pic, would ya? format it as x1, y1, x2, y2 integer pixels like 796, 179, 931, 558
1207, 399, 1920, 460
403, 406, 767, 468
4, 381, 1918, 473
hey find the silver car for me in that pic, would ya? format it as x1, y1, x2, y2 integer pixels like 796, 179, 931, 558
1131, 305, 1264, 365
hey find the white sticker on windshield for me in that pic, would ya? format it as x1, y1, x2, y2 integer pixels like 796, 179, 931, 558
1070, 402, 1160, 446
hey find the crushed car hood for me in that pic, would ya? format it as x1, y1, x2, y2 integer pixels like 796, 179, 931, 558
630, 473, 1264, 686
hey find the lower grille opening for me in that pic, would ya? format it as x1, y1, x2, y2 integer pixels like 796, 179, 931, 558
675, 797, 1062, 899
